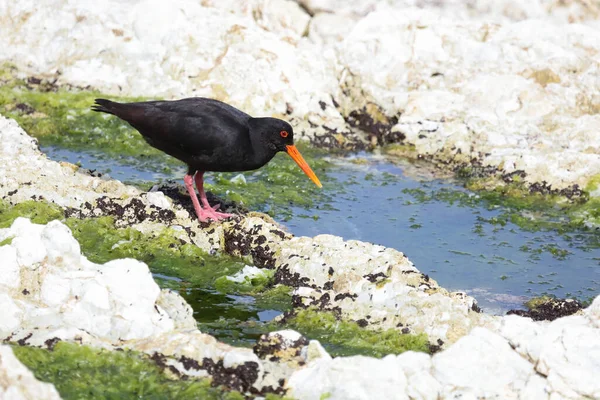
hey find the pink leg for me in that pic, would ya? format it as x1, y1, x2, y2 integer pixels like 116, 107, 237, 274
194, 171, 234, 221
184, 173, 206, 221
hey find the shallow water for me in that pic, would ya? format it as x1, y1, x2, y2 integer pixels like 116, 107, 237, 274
44, 145, 600, 318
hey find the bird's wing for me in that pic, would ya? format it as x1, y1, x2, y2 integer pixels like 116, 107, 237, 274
122, 99, 252, 158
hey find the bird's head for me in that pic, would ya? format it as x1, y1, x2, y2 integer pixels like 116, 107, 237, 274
249, 117, 322, 188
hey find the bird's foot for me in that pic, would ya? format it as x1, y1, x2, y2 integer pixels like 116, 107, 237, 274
196, 204, 234, 222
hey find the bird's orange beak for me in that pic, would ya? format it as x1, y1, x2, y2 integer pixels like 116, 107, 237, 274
286, 145, 323, 188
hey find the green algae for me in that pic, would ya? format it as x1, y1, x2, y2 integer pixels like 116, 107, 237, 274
67, 217, 246, 288
461, 173, 600, 230
1, 200, 427, 359
585, 174, 600, 193
0, 199, 290, 346
192, 283, 292, 348
279, 308, 431, 358
0, 200, 63, 228
0, 200, 246, 288
524, 295, 555, 310
214, 269, 292, 311
11, 342, 245, 400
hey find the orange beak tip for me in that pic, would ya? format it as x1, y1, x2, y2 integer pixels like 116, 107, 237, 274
285, 145, 322, 189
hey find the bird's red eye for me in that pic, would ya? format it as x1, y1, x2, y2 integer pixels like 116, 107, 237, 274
280, 130, 289, 138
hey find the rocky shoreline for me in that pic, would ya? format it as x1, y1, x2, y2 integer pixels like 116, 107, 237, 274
1, 112, 599, 398
2, 0, 600, 193
1, 0, 600, 398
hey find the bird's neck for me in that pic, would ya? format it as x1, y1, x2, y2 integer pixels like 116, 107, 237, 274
247, 119, 277, 167
249, 134, 275, 167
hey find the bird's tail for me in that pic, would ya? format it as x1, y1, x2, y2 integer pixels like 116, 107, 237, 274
91, 98, 120, 115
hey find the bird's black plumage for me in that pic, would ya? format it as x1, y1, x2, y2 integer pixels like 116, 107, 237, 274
92, 97, 322, 222
92, 97, 294, 173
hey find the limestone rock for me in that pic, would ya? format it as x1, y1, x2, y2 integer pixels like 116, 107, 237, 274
0, 345, 62, 400
0, 0, 349, 146
287, 307, 600, 400
337, 8, 600, 190
0, 218, 178, 342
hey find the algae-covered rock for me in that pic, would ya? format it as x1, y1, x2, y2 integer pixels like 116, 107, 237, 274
0, 216, 301, 395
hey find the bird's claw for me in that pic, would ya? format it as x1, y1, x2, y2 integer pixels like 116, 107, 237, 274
196, 206, 233, 222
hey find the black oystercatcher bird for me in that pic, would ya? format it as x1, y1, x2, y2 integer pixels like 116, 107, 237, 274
91, 98, 322, 222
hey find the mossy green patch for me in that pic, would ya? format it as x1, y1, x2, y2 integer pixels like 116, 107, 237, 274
0, 200, 64, 228
192, 283, 293, 348
11, 342, 245, 400
66, 216, 246, 288
585, 174, 600, 193
524, 295, 555, 310
279, 308, 430, 358
0, 236, 14, 246
0, 200, 245, 288
214, 269, 276, 294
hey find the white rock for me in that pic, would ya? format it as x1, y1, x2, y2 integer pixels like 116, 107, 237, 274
302, 340, 331, 363
40, 273, 72, 307
11, 233, 47, 267
41, 220, 81, 265
0, 0, 344, 137
222, 349, 261, 369
308, 13, 357, 44
0, 293, 22, 336
0, 345, 61, 400
500, 314, 545, 361
145, 191, 171, 209
0, 245, 20, 289
536, 317, 600, 399
337, 8, 600, 190
299, 0, 600, 25
432, 327, 539, 398
156, 289, 197, 330
0, 218, 182, 341
288, 355, 409, 400
587, 296, 600, 328
395, 351, 440, 400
